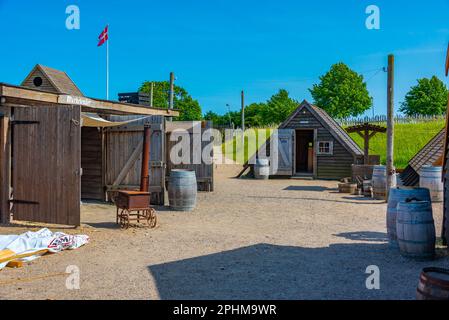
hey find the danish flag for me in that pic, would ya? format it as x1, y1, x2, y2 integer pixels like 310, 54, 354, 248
97, 25, 109, 47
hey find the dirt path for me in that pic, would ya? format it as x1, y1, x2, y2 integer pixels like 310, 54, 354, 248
0, 165, 448, 300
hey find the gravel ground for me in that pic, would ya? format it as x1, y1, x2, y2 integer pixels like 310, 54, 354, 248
0, 164, 448, 300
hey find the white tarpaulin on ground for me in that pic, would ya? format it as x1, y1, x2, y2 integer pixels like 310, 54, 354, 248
0, 228, 89, 270
81, 113, 149, 127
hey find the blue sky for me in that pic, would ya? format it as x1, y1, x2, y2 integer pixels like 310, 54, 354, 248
0, 0, 448, 116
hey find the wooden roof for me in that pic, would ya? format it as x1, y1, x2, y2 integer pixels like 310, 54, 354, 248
400, 129, 445, 186
280, 100, 364, 157
21, 64, 84, 96
408, 128, 445, 172
0, 83, 179, 117
346, 123, 387, 134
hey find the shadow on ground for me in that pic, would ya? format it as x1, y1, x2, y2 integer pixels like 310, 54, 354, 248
284, 186, 337, 192
335, 231, 389, 242
148, 242, 449, 300
247, 195, 382, 205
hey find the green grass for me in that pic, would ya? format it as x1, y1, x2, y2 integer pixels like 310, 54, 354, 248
222, 128, 275, 164
222, 121, 445, 168
347, 121, 445, 169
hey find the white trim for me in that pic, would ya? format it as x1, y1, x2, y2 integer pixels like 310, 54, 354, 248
317, 141, 334, 156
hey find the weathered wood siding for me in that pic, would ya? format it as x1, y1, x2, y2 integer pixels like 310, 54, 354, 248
105, 116, 166, 205
0, 108, 11, 224
284, 108, 356, 180
21, 68, 59, 93
81, 127, 104, 200
12, 105, 81, 226
165, 121, 214, 192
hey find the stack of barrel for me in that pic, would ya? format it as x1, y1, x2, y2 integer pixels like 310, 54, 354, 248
385, 166, 448, 300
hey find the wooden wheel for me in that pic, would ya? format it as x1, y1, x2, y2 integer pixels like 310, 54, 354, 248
146, 208, 157, 228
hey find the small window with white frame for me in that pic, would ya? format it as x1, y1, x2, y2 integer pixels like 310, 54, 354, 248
317, 141, 333, 155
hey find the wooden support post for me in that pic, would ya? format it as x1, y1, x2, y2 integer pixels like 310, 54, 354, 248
0, 108, 11, 224
364, 129, 370, 165
442, 91, 449, 246
168, 72, 175, 122
386, 54, 395, 197
241, 90, 245, 146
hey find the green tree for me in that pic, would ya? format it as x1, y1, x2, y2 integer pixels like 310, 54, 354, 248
263, 89, 298, 125
140, 81, 203, 121
400, 76, 448, 116
309, 63, 373, 119
244, 103, 268, 127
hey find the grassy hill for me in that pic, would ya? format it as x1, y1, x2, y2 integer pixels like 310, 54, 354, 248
222, 121, 445, 169
347, 121, 445, 169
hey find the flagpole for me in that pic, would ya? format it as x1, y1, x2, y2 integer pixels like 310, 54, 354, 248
106, 25, 109, 100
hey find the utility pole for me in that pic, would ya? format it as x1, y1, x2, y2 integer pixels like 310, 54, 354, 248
386, 54, 395, 197
168, 72, 175, 121
150, 82, 154, 107
241, 90, 245, 146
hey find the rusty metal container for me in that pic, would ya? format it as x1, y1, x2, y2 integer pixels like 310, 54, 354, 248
115, 191, 151, 210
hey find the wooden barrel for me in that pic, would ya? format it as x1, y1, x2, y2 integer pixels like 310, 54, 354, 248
419, 166, 443, 203
363, 180, 373, 198
254, 159, 270, 180
387, 188, 431, 248
372, 166, 387, 200
416, 268, 449, 300
372, 165, 397, 200
396, 200, 436, 260
168, 169, 197, 211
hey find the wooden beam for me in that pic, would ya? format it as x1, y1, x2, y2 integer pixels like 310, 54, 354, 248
0, 107, 11, 224
0, 84, 179, 117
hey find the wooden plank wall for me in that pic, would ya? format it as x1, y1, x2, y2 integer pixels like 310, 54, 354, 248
166, 121, 214, 192
21, 68, 59, 93
0, 108, 11, 224
12, 105, 81, 226
284, 108, 358, 180
104, 116, 166, 205
81, 127, 104, 200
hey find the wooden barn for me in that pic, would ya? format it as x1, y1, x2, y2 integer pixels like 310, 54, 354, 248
241, 100, 364, 180
400, 129, 445, 186
0, 64, 210, 227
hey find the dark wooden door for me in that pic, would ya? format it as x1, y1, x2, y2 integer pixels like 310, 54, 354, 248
12, 106, 81, 226
296, 130, 314, 173
81, 127, 104, 200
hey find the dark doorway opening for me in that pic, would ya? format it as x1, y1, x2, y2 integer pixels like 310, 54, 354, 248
295, 130, 314, 174
81, 127, 104, 201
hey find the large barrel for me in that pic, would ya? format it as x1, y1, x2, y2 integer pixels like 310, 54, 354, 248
396, 200, 436, 260
372, 165, 397, 200
419, 166, 443, 203
254, 159, 270, 180
168, 170, 197, 211
386, 188, 431, 248
416, 268, 449, 300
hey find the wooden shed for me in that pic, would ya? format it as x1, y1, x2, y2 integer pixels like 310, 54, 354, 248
0, 65, 179, 226
400, 129, 445, 187
242, 100, 364, 180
